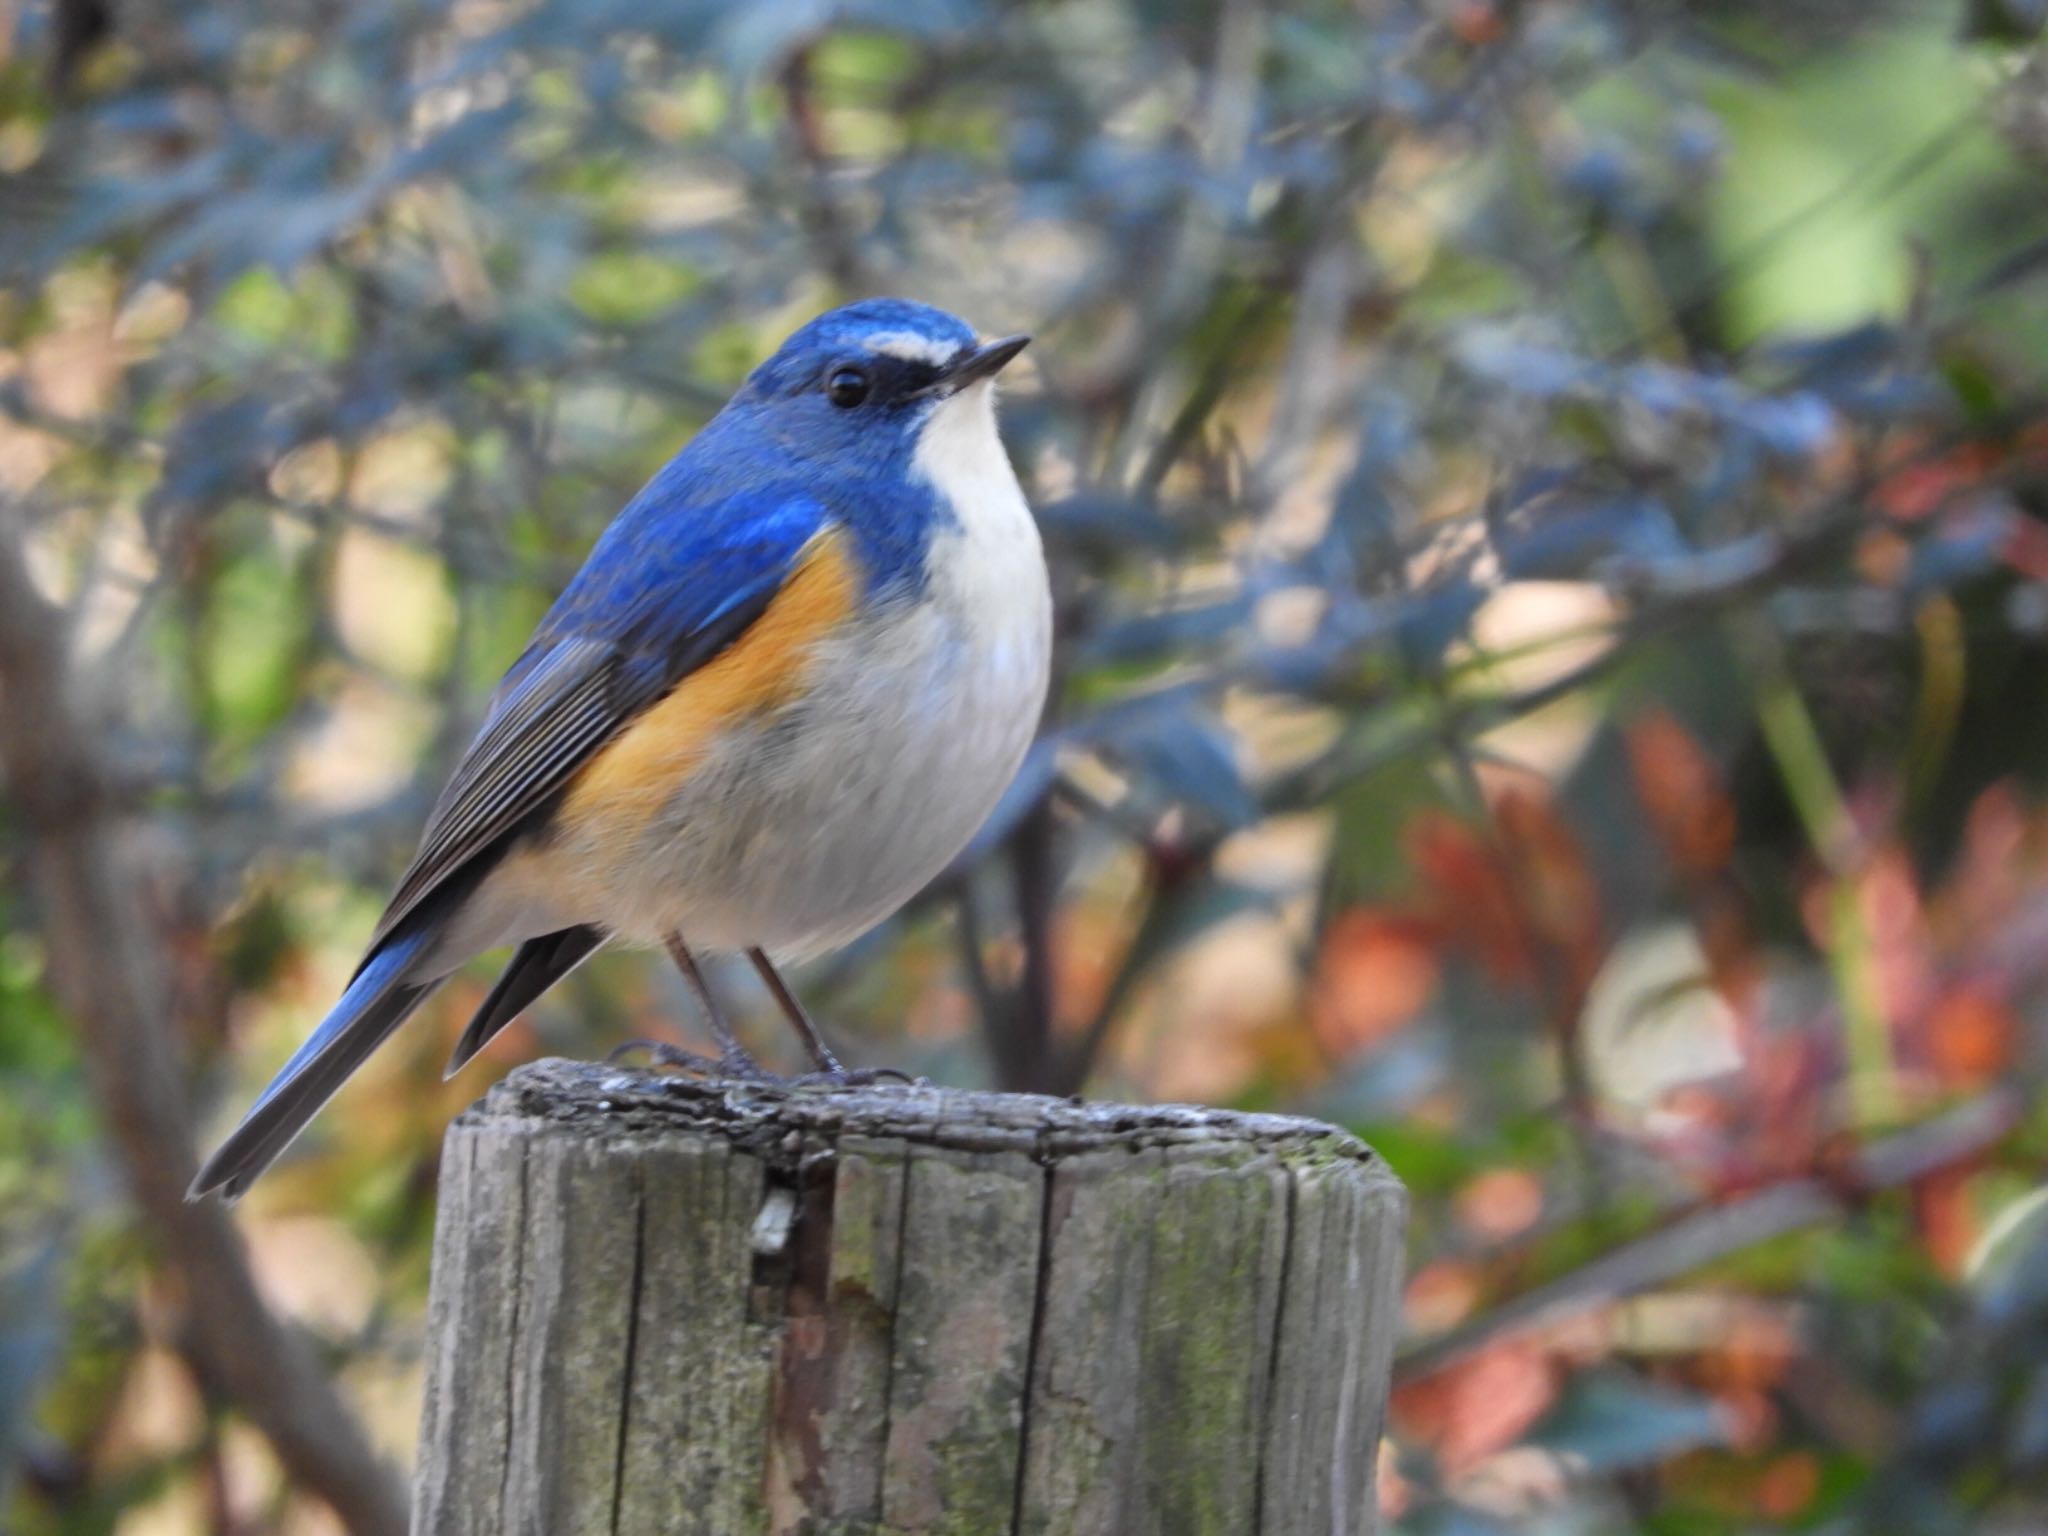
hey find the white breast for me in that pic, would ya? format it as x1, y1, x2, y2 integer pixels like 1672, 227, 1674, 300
913, 379, 1052, 678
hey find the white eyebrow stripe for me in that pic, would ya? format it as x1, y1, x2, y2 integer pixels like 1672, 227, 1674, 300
864, 331, 960, 365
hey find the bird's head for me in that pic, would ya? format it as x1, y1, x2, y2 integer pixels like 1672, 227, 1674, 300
728, 299, 1029, 485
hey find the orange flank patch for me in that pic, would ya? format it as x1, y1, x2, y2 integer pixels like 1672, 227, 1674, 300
558, 527, 859, 834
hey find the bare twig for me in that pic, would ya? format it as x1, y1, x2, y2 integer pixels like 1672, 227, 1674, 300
0, 520, 408, 1536
952, 876, 1009, 1045
992, 797, 1063, 1094
1396, 1088, 2025, 1384
778, 42, 869, 297
46, 0, 111, 95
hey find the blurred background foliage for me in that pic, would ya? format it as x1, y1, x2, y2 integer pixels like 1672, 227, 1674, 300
7, 0, 2048, 1528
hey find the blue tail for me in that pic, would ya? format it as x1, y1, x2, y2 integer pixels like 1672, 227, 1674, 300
188, 924, 443, 1202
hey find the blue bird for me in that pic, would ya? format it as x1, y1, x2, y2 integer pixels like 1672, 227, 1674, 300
190, 299, 1050, 1200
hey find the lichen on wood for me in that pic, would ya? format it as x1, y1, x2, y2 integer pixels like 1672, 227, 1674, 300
412, 1058, 1405, 1536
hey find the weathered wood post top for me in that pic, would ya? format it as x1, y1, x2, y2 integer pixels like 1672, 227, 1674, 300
415, 1058, 1406, 1536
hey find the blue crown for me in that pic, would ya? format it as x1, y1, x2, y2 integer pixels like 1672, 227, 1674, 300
746, 299, 976, 395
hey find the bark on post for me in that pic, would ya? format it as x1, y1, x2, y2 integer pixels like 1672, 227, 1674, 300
412, 1058, 1406, 1536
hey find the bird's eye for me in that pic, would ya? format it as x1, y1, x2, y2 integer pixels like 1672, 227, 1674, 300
826, 367, 871, 408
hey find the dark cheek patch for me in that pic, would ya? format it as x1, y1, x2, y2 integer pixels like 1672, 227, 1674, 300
897, 360, 942, 396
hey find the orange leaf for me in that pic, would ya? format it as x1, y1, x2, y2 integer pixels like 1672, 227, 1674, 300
1313, 909, 1440, 1054
1923, 986, 2014, 1088
1406, 811, 1535, 985
1913, 1161, 1984, 1278
1493, 787, 1604, 999
1391, 1339, 1560, 1476
1756, 1451, 1822, 1520
1449, 0, 1507, 46
1626, 711, 1735, 879
1454, 1167, 1546, 1243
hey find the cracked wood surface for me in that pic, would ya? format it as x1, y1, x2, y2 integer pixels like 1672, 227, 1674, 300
412, 1058, 1405, 1536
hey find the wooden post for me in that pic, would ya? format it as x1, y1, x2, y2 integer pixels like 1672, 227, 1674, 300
412, 1058, 1406, 1536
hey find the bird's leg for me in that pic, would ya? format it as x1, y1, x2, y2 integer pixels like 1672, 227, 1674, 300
747, 948, 844, 1074
619, 940, 912, 1086
749, 948, 919, 1086
643, 932, 769, 1079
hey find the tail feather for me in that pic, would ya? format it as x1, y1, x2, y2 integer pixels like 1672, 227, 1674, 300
445, 925, 606, 1080
188, 928, 442, 1202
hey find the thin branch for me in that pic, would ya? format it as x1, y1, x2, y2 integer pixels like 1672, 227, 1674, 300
778, 42, 869, 297
996, 797, 1063, 1094
1396, 1088, 2025, 1384
46, 0, 111, 96
952, 878, 1009, 1050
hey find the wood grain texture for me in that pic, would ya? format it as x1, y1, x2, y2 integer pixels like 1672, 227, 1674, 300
412, 1059, 1405, 1536
617, 1133, 775, 1536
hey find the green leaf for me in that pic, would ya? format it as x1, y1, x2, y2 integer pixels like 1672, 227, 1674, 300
568, 251, 700, 327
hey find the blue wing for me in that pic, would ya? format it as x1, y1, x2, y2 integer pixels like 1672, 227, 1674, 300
368, 483, 832, 946
190, 461, 840, 1200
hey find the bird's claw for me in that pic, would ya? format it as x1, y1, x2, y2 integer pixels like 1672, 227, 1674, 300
607, 1038, 767, 1081
607, 1039, 921, 1089
787, 1065, 925, 1088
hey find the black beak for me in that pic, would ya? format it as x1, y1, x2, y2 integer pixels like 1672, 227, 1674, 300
936, 334, 1030, 394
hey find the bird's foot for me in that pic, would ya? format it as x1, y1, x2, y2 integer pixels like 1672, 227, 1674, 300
608, 1038, 775, 1082
786, 1064, 925, 1089
607, 1040, 921, 1089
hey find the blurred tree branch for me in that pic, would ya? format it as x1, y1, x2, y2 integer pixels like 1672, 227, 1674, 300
1396, 1088, 2026, 1386
46, 0, 111, 96
0, 516, 408, 1536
